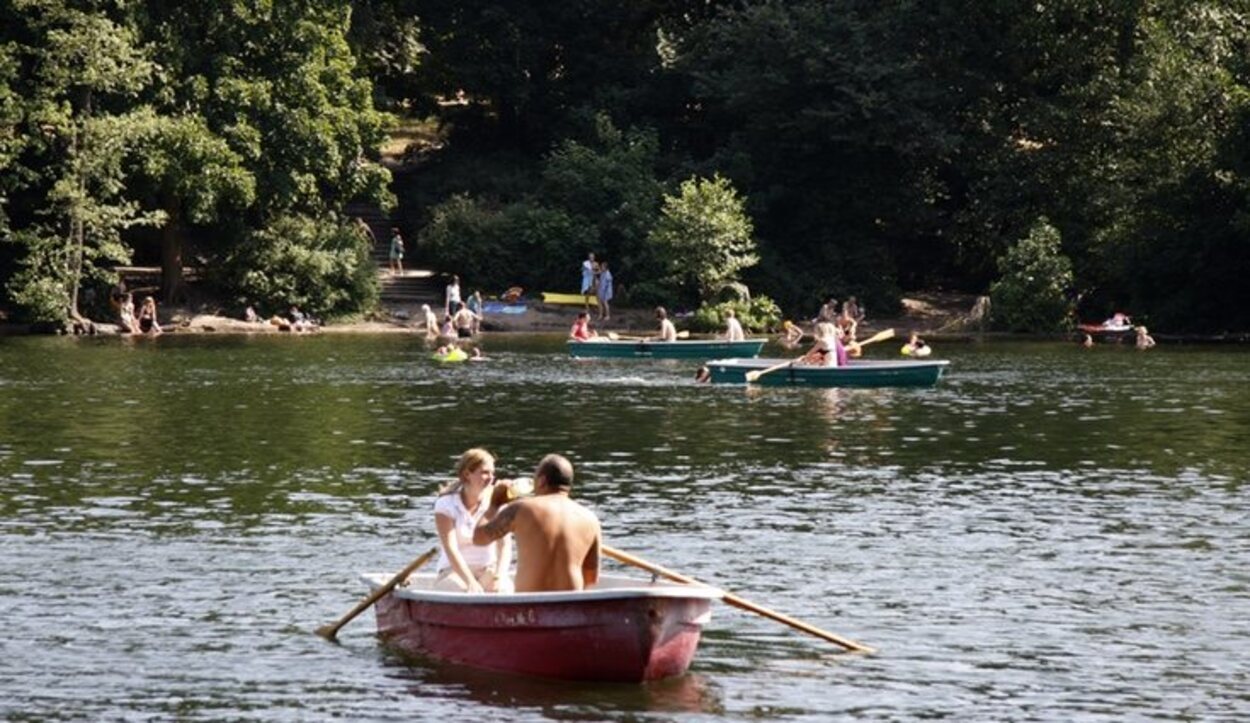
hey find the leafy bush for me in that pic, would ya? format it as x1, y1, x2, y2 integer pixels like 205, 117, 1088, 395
649, 174, 758, 306
419, 194, 595, 294
989, 218, 1075, 332
690, 295, 782, 333
223, 214, 378, 319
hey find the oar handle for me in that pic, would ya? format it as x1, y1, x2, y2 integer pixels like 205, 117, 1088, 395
602, 545, 874, 653
316, 547, 438, 640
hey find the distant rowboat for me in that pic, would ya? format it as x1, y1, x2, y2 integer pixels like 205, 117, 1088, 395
707, 357, 949, 387
364, 572, 722, 682
1077, 322, 1133, 336
568, 338, 766, 359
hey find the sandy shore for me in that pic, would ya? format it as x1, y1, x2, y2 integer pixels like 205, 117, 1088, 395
11, 292, 1117, 340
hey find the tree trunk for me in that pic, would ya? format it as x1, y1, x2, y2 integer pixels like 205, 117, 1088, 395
160, 207, 182, 304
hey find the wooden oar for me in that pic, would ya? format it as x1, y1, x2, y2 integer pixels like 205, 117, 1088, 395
607, 330, 690, 341
744, 358, 794, 383
315, 547, 438, 641
846, 327, 895, 354
603, 545, 875, 653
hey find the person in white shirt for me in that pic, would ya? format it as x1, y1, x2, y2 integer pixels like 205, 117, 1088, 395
444, 274, 462, 317
724, 309, 745, 341
432, 448, 513, 593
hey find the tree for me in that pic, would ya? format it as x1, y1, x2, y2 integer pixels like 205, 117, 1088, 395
4, 1, 163, 324
136, 1, 392, 309
649, 174, 757, 304
540, 115, 665, 287
989, 218, 1074, 332
126, 112, 255, 302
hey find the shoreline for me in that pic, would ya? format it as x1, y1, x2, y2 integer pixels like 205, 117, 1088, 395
3, 292, 1247, 343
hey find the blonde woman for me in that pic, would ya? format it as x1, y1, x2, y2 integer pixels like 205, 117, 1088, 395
137, 296, 162, 335
798, 322, 842, 367
433, 448, 513, 593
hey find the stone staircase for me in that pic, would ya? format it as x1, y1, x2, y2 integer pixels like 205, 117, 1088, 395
345, 202, 444, 307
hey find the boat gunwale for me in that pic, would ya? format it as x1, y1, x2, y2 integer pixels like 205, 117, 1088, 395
568, 339, 769, 346
360, 572, 724, 605
708, 357, 950, 370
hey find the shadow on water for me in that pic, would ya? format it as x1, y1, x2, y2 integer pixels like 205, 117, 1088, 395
379, 648, 724, 720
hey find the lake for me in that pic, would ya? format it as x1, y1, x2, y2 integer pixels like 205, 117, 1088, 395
1, 333, 1247, 721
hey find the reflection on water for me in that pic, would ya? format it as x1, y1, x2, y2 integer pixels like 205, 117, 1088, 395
384, 652, 724, 720
1, 334, 1249, 720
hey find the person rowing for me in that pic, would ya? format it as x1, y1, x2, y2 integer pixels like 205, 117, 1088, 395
654, 306, 678, 342
473, 453, 601, 593
724, 309, 745, 342
797, 322, 842, 367
570, 311, 597, 341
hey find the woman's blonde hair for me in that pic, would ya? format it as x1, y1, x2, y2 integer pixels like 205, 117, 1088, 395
814, 322, 838, 341
439, 447, 494, 496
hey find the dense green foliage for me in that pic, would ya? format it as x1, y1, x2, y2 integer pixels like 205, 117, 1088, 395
3, 0, 1249, 332
989, 219, 1076, 333
691, 296, 782, 335
650, 175, 757, 307
1, 0, 389, 323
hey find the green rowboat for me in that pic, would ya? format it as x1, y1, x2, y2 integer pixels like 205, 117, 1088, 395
707, 357, 949, 387
568, 339, 766, 360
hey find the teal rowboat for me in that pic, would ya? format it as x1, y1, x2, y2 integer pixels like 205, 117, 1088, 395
707, 357, 949, 387
568, 339, 766, 360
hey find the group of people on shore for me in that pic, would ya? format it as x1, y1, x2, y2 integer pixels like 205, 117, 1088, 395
428, 449, 601, 594
580, 252, 614, 321
112, 289, 163, 336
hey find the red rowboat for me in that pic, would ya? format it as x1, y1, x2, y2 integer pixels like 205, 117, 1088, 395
361, 572, 723, 682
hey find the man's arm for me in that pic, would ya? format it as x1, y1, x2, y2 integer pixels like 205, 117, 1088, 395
582, 529, 601, 588
473, 504, 519, 546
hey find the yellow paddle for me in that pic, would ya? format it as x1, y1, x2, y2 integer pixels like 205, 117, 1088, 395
745, 328, 894, 383
846, 327, 895, 355
603, 545, 874, 653
315, 547, 438, 641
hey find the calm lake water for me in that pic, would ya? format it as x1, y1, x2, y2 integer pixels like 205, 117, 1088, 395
1, 333, 1247, 721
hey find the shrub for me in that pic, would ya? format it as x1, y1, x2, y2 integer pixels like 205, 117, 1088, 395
989, 218, 1075, 332
223, 214, 378, 319
690, 295, 782, 333
419, 194, 595, 294
649, 174, 758, 306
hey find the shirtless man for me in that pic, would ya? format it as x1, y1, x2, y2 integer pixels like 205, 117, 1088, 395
654, 306, 677, 342
473, 454, 601, 592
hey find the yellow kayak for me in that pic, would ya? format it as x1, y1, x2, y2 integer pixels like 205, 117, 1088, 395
542, 292, 597, 306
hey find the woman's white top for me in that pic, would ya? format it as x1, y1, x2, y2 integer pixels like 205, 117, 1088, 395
433, 492, 496, 571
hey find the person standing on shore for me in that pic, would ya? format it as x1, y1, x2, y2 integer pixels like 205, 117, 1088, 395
452, 302, 476, 338
581, 252, 596, 311
473, 453, 600, 593
445, 274, 462, 317
817, 297, 838, 324
467, 290, 484, 334
389, 227, 405, 276
596, 261, 613, 322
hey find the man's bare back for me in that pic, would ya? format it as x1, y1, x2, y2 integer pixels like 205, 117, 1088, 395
473, 454, 601, 593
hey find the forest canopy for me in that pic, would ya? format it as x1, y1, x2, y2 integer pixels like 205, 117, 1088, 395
2, 0, 1248, 332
